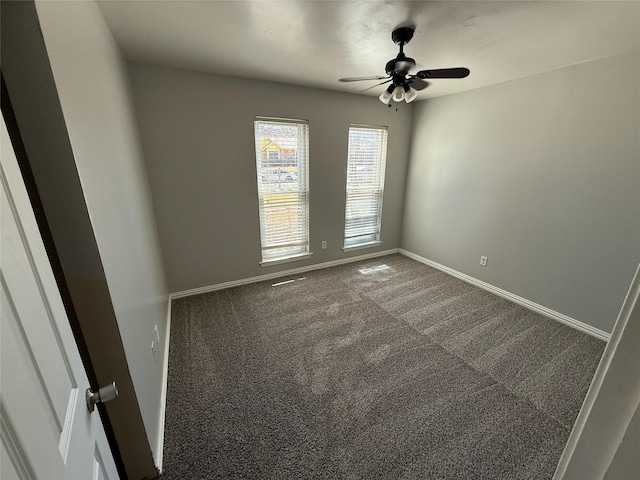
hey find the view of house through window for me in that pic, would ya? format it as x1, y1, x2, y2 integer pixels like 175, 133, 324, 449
254, 117, 310, 264
344, 125, 388, 249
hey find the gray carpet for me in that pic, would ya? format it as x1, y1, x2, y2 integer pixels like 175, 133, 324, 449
162, 254, 605, 479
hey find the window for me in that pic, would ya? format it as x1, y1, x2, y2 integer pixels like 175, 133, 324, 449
343, 125, 388, 250
268, 150, 279, 161
254, 117, 310, 265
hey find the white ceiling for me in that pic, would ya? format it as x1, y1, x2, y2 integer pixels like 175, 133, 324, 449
97, 1, 640, 100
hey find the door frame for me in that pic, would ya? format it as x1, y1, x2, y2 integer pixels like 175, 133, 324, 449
553, 262, 640, 479
1, 2, 157, 479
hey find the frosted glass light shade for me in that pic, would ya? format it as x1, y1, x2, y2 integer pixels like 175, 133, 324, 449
379, 90, 392, 104
392, 85, 405, 102
405, 87, 418, 103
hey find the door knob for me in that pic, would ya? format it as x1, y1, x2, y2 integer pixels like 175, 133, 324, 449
86, 382, 118, 413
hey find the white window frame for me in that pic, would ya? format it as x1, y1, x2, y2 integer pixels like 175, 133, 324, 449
254, 117, 311, 265
343, 124, 388, 251
268, 150, 279, 161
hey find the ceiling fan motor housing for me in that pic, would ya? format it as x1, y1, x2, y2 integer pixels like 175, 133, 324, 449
392, 27, 415, 45
386, 27, 417, 76
385, 53, 416, 76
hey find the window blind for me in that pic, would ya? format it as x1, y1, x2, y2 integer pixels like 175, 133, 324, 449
254, 118, 309, 262
344, 125, 388, 248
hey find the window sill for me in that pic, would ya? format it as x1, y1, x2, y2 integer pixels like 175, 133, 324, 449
260, 252, 312, 267
342, 241, 382, 252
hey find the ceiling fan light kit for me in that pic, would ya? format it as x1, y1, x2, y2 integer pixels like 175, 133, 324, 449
404, 86, 418, 103
381, 83, 418, 104
378, 85, 394, 104
340, 26, 470, 105
392, 85, 406, 102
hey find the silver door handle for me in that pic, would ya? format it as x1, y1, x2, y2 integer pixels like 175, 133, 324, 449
86, 382, 118, 413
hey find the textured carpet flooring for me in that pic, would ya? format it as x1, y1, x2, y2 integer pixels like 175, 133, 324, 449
163, 254, 605, 479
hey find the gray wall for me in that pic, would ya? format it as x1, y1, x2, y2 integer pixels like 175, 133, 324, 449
127, 63, 413, 293
401, 52, 640, 333
36, 1, 169, 463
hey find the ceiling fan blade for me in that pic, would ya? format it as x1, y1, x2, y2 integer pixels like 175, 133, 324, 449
407, 78, 430, 91
339, 75, 389, 82
416, 67, 470, 79
360, 78, 393, 93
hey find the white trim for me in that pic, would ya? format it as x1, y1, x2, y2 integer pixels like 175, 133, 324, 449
255, 116, 309, 125
553, 262, 640, 479
0, 404, 36, 480
342, 240, 382, 252
260, 252, 312, 267
155, 297, 172, 472
399, 249, 610, 342
170, 248, 399, 300
350, 123, 388, 130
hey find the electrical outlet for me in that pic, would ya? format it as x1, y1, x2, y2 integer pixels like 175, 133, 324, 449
480, 256, 488, 267
321, 240, 327, 249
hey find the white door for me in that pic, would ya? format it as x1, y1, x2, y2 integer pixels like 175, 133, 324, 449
0, 115, 118, 479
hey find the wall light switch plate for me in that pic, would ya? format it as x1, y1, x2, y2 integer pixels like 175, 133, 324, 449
480, 256, 488, 267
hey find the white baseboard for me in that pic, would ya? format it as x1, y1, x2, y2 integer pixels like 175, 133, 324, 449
399, 249, 610, 342
155, 297, 172, 472
170, 248, 400, 300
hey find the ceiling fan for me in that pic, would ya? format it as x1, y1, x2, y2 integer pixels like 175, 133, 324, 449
339, 27, 470, 104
